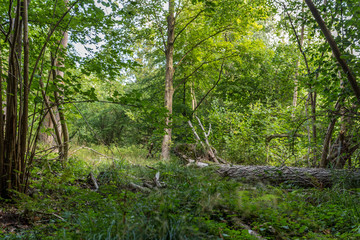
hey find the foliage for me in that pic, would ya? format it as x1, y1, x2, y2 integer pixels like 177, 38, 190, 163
1, 0, 360, 238
1, 150, 360, 239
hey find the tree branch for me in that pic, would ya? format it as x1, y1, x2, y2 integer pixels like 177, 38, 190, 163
305, 0, 360, 103
176, 26, 232, 68
174, 9, 204, 43
29, 0, 81, 87
192, 59, 225, 115
174, 53, 237, 91
283, 4, 310, 74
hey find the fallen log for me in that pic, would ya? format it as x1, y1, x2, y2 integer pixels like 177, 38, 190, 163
217, 165, 360, 188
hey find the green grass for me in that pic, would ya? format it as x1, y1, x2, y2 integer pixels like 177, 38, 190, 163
1, 145, 360, 239
69, 144, 160, 167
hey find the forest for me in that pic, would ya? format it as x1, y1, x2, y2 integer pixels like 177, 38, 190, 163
0, 0, 360, 239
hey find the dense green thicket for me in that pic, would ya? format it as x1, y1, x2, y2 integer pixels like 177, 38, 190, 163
1, 153, 360, 239
71, 41, 300, 163
70, 0, 360, 167
1, 0, 360, 238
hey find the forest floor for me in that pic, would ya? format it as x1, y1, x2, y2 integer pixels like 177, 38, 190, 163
1, 145, 360, 239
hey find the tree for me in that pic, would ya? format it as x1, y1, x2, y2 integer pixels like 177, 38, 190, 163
303, 0, 360, 167
305, 0, 360, 103
37, 0, 70, 162
162, 0, 175, 160
0, 0, 84, 197
118, 0, 268, 159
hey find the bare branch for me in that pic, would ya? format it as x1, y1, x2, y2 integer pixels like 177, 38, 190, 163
187, 119, 206, 149
207, 123, 211, 138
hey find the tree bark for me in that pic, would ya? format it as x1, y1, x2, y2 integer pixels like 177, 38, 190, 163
161, 0, 175, 160
304, 95, 312, 164
190, 83, 196, 111
1, 0, 30, 197
38, 113, 56, 145
217, 165, 360, 188
310, 91, 317, 164
3, 0, 22, 196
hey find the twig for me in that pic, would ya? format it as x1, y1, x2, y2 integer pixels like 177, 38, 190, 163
33, 211, 66, 222
52, 213, 66, 222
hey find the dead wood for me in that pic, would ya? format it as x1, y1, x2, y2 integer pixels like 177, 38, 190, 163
219, 206, 266, 240
173, 146, 196, 163
187, 117, 227, 164
217, 165, 360, 188
173, 146, 209, 167
87, 172, 99, 190
142, 171, 167, 189
128, 182, 151, 193
231, 218, 267, 240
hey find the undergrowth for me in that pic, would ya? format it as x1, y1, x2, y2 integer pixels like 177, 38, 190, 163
0, 146, 360, 239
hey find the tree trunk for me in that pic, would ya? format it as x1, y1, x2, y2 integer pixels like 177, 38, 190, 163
0, 48, 4, 195
39, 79, 63, 152
2, 1, 22, 197
304, 95, 312, 164
320, 75, 343, 168
20, 0, 30, 186
292, 5, 305, 109
39, 0, 70, 162
217, 165, 360, 188
1, 0, 30, 197
38, 113, 56, 145
310, 91, 317, 164
53, 28, 70, 162
161, 0, 175, 160
320, 109, 338, 168
191, 83, 197, 113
